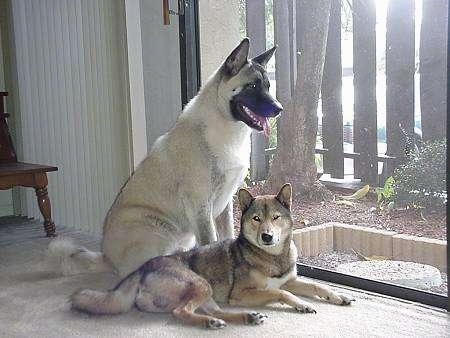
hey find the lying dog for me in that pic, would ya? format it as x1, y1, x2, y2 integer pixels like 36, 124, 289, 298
71, 184, 354, 329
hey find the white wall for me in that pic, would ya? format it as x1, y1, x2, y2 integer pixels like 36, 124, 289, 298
9, 0, 131, 233
140, 0, 181, 149
199, 1, 241, 82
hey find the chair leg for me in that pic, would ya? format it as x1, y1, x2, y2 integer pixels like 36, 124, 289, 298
35, 186, 56, 237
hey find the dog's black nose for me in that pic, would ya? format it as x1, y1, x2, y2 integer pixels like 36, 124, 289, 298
261, 233, 273, 244
273, 101, 283, 115
264, 100, 283, 117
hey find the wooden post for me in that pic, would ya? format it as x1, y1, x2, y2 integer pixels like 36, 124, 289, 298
273, 0, 292, 149
353, 0, 378, 185
322, 0, 344, 179
420, 0, 448, 142
287, 0, 296, 98
246, 0, 268, 181
385, 0, 415, 177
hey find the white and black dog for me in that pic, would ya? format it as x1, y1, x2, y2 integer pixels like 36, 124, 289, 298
48, 38, 283, 277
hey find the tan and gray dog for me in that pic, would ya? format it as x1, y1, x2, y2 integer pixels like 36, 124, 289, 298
71, 184, 354, 329
48, 38, 283, 277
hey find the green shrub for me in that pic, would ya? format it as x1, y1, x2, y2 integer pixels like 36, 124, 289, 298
392, 139, 446, 212
268, 117, 278, 148
375, 176, 395, 209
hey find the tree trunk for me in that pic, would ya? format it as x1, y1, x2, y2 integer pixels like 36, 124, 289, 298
420, 0, 448, 142
273, 0, 292, 111
266, 0, 332, 200
287, 0, 296, 97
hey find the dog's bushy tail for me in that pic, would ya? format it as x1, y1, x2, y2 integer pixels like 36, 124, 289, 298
71, 271, 141, 315
46, 237, 111, 276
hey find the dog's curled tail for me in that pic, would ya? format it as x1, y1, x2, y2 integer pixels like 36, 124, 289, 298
46, 237, 111, 276
71, 271, 141, 315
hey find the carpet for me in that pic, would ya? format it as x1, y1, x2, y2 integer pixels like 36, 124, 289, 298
0, 217, 449, 337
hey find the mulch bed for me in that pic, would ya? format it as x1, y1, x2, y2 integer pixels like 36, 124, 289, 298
233, 183, 446, 240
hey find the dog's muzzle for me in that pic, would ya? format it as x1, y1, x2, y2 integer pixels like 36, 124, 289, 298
230, 87, 283, 137
261, 232, 274, 245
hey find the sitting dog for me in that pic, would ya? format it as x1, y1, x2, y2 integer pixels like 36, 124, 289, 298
71, 184, 354, 329
48, 38, 283, 278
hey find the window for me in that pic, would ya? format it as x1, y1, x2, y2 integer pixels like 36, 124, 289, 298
192, 0, 448, 309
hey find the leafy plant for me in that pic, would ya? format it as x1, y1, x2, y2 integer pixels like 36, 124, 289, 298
375, 176, 395, 209
315, 154, 323, 172
268, 117, 278, 148
392, 139, 446, 212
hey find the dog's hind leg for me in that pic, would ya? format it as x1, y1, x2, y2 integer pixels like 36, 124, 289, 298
141, 263, 226, 329
200, 298, 267, 326
172, 281, 226, 329
281, 277, 354, 305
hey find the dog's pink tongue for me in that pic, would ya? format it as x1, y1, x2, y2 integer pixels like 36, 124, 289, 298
261, 117, 270, 137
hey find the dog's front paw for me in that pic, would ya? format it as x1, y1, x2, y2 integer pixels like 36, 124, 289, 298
246, 312, 268, 325
326, 293, 355, 305
294, 303, 316, 314
206, 318, 227, 330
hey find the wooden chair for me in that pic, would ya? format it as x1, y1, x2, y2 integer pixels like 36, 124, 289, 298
0, 92, 58, 237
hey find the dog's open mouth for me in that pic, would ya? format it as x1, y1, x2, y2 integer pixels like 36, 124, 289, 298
238, 104, 270, 137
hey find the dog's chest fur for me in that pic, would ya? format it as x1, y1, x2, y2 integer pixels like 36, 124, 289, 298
205, 120, 251, 216
265, 270, 297, 289
232, 238, 298, 293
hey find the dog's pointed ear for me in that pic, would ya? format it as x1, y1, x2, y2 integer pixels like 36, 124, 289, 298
252, 45, 277, 68
222, 38, 250, 76
238, 188, 254, 213
276, 183, 292, 211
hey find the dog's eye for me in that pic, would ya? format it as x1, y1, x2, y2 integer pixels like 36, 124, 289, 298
273, 215, 280, 220
252, 215, 261, 222
248, 83, 256, 89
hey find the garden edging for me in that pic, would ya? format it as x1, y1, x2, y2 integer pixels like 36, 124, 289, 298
293, 222, 447, 272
